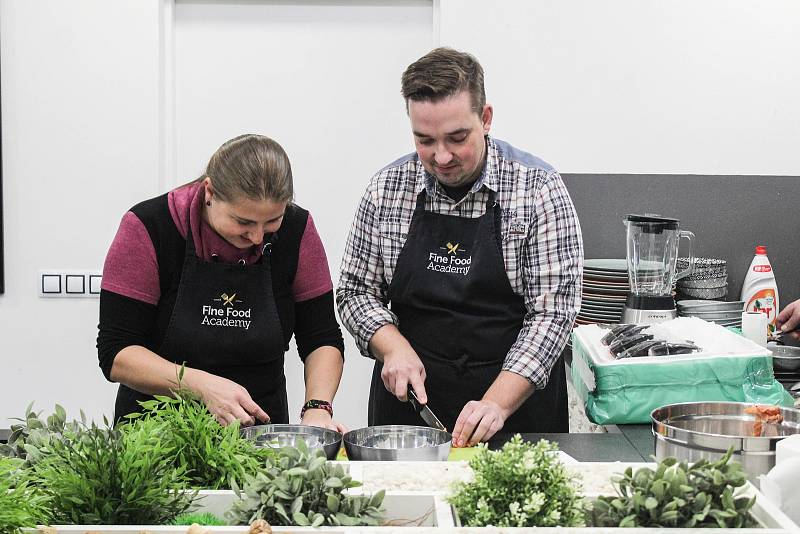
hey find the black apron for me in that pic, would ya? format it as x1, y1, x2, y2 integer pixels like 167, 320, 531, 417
368, 188, 567, 433
114, 229, 289, 423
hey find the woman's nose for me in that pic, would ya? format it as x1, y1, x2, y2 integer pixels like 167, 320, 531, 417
247, 230, 264, 245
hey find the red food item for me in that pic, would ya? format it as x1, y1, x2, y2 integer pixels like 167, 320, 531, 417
745, 405, 783, 437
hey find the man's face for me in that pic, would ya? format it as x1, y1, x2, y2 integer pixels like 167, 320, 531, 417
408, 90, 493, 187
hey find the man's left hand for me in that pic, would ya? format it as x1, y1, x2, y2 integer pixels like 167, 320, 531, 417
451, 399, 507, 447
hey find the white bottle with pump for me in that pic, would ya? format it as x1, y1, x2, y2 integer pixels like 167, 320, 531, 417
740, 245, 780, 335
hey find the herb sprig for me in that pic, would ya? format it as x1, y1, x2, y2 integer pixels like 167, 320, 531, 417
589, 448, 757, 528
227, 439, 385, 527
0, 457, 48, 534
0, 403, 83, 467
126, 390, 273, 489
29, 419, 196, 525
448, 435, 586, 527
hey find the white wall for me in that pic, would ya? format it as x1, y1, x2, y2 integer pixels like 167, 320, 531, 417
0, 1, 163, 425
170, 0, 433, 428
1, 0, 798, 428
439, 0, 800, 175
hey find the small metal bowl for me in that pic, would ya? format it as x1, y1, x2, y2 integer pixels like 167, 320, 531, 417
676, 299, 745, 312
767, 344, 800, 372
241, 424, 342, 460
343, 425, 452, 461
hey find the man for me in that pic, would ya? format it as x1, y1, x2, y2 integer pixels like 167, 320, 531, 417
337, 48, 583, 446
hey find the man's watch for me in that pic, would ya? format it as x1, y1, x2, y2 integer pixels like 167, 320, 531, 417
300, 399, 333, 419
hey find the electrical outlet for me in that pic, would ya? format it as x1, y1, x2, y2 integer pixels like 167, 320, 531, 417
38, 270, 102, 298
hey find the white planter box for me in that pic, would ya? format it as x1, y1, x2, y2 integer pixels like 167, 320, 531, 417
193, 490, 454, 528
23, 460, 798, 532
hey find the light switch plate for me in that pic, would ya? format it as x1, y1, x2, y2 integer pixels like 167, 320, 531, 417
38, 270, 102, 298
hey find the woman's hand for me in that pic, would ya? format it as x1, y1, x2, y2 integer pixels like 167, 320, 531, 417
187, 369, 270, 426
301, 408, 349, 433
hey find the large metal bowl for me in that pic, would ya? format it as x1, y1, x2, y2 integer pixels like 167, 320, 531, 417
343, 425, 451, 461
241, 424, 342, 460
767, 344, 800, 372
651, 402, 800, 484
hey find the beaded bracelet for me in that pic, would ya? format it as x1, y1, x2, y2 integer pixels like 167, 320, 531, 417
300, 399, 333, 419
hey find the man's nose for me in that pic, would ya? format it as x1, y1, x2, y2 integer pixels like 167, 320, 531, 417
434, 147, 453, 165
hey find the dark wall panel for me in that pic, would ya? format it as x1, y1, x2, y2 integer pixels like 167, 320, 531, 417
562, 174, 800, 308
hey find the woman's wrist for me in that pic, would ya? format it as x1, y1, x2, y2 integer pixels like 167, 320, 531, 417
300, 399, 333, 419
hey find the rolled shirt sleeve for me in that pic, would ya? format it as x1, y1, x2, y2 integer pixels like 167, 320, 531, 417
336, 182, 399, 357
502, 171, 583, 389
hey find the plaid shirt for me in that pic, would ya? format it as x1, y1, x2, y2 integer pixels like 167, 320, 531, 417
336, 137, 583, 389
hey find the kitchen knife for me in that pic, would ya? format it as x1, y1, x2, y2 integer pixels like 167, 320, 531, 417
408, 386, 447, 432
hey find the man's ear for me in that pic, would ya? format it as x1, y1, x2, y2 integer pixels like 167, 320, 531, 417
481, 104, 494, 134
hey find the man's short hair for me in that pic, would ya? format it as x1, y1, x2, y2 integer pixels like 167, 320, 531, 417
401, 47, 486, 114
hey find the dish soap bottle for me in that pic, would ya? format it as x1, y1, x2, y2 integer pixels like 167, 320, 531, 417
740, 245, 780, 335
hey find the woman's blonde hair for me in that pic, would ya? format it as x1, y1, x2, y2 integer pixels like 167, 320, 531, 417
200, 134, 293, 203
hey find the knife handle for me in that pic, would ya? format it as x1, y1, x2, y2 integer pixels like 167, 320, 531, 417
407, 386, 422, 412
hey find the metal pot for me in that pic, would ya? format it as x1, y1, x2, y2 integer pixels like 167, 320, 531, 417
241, 424, 342, 460
767, 344, 800, 372
651, 402, 800, 484
343, 425, 451, 461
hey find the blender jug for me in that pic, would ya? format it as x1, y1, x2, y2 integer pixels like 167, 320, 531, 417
622, 214, 695, 324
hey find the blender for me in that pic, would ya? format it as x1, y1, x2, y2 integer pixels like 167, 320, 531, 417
621, 214, 695, 324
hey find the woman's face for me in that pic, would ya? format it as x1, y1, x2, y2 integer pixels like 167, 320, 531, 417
204, 180, 287, 249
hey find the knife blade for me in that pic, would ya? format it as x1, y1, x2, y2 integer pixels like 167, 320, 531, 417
408, 386, 447, 432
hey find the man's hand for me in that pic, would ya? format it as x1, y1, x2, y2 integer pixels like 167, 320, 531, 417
188, 370, 270, 427
451, 371, 536, 447
777, 299, 800, 340
381, 348, 427, 402
451, 399, 507, 447
370, 324, 428, 403
301, 408, 349, 434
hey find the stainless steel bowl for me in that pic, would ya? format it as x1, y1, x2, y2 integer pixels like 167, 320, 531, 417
241, 424, 342, 460
680, 309, 743, 320
767, 344, 800, 372
651, 402, 800, 484
677, 299, 744, 312
343, 425, 451, 461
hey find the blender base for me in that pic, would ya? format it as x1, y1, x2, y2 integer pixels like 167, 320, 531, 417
621, 306, 678, 324
621, 294, 677, 324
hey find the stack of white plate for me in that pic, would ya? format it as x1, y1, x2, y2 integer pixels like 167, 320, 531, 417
677, 299, 745, 327
578, 259, 631, 325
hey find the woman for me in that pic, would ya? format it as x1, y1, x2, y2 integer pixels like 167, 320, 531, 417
97, 134, 345, 430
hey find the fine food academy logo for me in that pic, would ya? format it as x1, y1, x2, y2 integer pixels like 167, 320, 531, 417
201, 292, 252, 330
426, 241, 471, 276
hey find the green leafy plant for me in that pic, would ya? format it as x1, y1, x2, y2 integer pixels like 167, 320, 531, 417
227, 439, 385, 527
0, 403, 83, 467
30, 418, 196, 525
170, 512, 227, 526
0, 456, 49, 534
588, 448, 757, 528
448, 435, 585, 527
125, 390, 273, 489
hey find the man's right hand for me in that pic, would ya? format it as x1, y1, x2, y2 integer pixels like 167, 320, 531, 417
370, 324, 428, 403
777, 298, 800, 340
381, 347, 427, 403
186, 369, 270, 427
